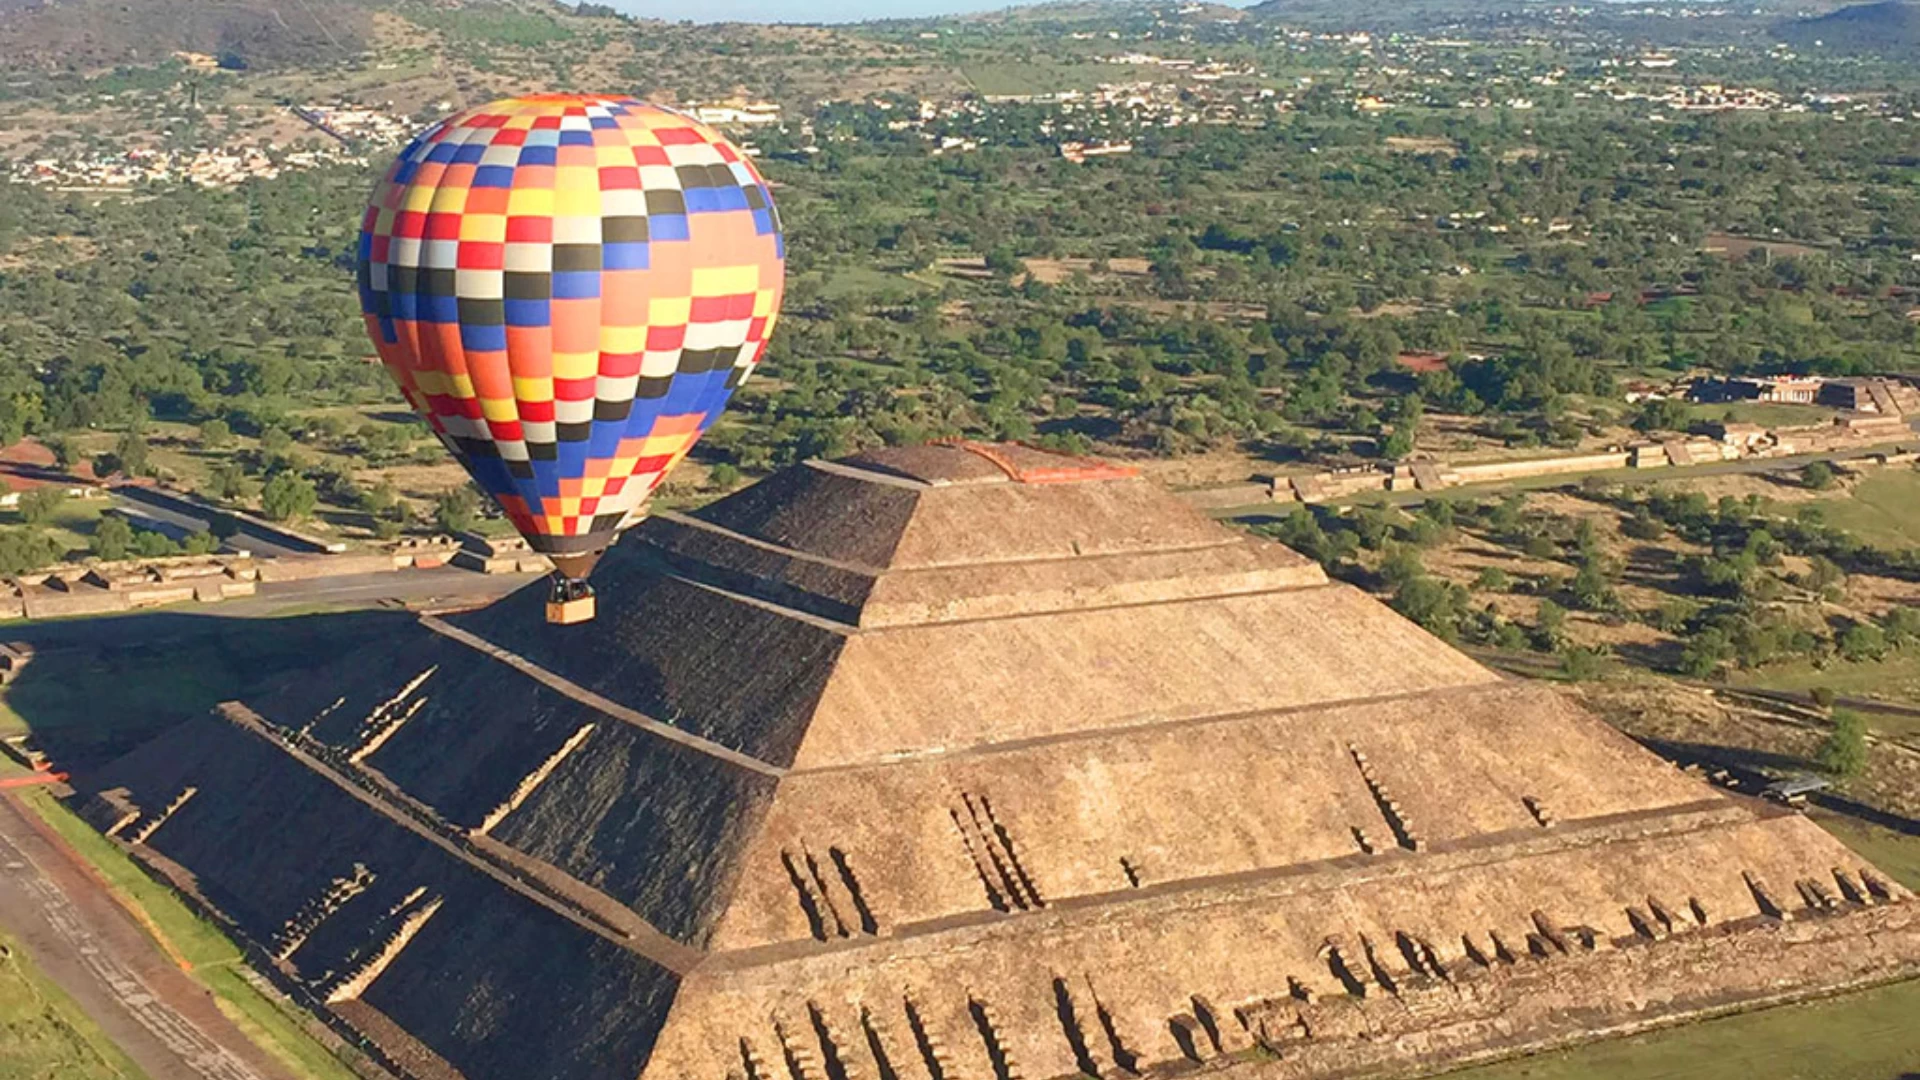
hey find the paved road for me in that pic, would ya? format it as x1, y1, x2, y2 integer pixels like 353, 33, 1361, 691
0, 568, 539, 657
238, 566, 540, 615
0, 793, 294, 1080
1221, 439, 1919, 517
111, 491, 312, 561
1468, 647, 1920, 728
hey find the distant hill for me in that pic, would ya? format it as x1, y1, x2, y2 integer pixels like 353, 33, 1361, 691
0, 0, 374, 72
1244, 0, 1497, 28
1248, 0, 1811, 37
1778, 0, 1920, 53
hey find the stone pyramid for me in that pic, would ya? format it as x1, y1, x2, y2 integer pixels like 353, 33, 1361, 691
85, 443, 1920, 1080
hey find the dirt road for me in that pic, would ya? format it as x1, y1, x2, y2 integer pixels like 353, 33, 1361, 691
0, 792, 296, 1080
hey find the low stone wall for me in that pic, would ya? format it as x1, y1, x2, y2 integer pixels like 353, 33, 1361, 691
453, 550, 553, 575
20, 585, 129, 619
255, 554, 411, 582
1179, 424, 1917, 510
1174, 483, 1278, 511
4, 541, 457, 620
1451, 451, 1632, 485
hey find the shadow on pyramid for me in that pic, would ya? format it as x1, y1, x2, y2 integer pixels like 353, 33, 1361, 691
79, 442, 1920, 1080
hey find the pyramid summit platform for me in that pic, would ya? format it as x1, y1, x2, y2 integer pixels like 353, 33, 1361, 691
83, 443, 1920, 1080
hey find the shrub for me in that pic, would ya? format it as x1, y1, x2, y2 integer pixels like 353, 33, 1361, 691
1379, 543, 1426, 588
1883, 606, 1920, 647
91, 515, 133, 561
1817, 709, 1869, 778
132, 530, 178, 558
1571, 561, 1617, 611
434, 486, 481, 535
1621, 507, 1665, 541
17, 488, 64, 525
1838, 623, 1888, 664
0, 528, 62, 575
1651, 597, 1697, 634
1560, 646, 1606, 681
112, 431, 149, 477
1535, 598, 1567, 648
1679, 627, 1733, 678
260, 471, 317, 522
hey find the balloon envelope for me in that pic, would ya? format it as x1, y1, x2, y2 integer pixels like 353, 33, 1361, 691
356, 94, 785, 569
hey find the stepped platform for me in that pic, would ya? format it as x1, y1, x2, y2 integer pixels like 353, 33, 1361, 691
80, 443, 1920, 1080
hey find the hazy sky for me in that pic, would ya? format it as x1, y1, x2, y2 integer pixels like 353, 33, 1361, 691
612, 0, 1241, 25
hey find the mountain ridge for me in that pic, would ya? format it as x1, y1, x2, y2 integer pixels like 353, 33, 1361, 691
1778, 0, 1920, 53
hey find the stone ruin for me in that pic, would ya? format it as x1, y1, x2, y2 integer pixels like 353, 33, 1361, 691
81, 443, 1920, 1080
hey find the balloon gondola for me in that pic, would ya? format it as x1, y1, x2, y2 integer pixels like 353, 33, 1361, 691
355, 94, 785, 624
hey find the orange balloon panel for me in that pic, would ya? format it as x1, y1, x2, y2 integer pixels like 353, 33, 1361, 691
356, 94, 785, 556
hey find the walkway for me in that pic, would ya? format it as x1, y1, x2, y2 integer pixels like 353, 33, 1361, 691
0, 792, 296, 1080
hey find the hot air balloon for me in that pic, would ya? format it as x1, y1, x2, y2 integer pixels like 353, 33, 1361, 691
356, 94, 785, 624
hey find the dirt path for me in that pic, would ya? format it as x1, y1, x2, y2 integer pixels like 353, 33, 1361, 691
0, 792, 298, 1080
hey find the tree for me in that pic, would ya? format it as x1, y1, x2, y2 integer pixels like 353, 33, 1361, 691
1391, 576, 1469, 642
1379, 544, 1425, 588
0, 528, 62, 575
132, 529, 179, 558
260, 471, 317, 522
1801, 461, 1836, 491
434, 485, 481, 535
1573, 517, 1601, 558
1571, 560, 1616, 611
91, 515, 134, 561
1816, 709, 1869, 778
17, 488, 64, 526
199, 418, 233, 449
208, 462, 251, 502
1634, 397, 1692, 434
1535, 598, 1567, 648
111, 430, 149, 477
708, 463, 742, 490
259, 426, 295, 458
1838, 623, 1888, 663
1680, 627, 1733, 678
983, 246, 1024, 280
